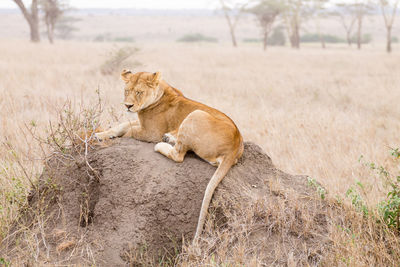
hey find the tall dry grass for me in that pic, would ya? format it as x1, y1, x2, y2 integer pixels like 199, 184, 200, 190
1, 40, 400, 265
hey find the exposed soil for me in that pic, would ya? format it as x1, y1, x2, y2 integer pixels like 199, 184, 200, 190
3, 139, 338, 266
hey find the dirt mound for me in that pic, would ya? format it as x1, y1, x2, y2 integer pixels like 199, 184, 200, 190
4, 139, 337, 266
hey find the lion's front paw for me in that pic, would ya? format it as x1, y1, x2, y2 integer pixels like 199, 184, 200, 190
95, 131, 116, 141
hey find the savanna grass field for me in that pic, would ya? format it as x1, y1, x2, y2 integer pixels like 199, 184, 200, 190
1, 5, 400, 266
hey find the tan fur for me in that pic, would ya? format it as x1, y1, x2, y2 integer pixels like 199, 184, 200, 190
96, 70, 244, 241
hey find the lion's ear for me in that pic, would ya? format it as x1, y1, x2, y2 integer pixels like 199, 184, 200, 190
121, 69, 133, 83
152, 72, 161, 84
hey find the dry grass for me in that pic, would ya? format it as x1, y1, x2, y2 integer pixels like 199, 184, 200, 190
1, 39, 400, 265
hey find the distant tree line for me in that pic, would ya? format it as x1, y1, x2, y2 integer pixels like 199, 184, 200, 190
219, 0, 400, 53
11, 0, 400, 52
11, 0, 77, 43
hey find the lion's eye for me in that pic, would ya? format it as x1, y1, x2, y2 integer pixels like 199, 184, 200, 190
136, 91, 142, 96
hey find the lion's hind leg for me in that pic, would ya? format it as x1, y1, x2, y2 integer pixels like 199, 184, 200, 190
162, 130, 178, 145
154, 141, 187, 163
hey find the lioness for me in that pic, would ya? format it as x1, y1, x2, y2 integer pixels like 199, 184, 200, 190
96, 70, 243, 241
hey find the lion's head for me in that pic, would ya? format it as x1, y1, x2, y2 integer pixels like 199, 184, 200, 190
120, 70, 163, 112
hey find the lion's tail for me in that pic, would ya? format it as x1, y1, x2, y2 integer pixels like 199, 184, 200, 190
193, 151, 238, 242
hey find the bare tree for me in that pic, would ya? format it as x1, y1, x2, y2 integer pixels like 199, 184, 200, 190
379, 0, 400, 53
12, 0, 40, 42
248, 0, 285, 50
219, 0, 248, 47
334, 3, 357, 46
41, 0, 64, 43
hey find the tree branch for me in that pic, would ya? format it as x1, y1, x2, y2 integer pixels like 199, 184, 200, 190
389, 0, 400, 27
12, 0, 32, 23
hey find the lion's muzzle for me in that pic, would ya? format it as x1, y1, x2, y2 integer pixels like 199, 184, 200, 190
125, 103, 134, 111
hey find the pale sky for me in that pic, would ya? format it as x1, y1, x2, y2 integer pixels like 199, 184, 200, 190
0, 0, 221, 9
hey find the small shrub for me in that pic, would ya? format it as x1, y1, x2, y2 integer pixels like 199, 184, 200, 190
177, 33, 218, 43
268, 27, 285, 46
307, 176, 326, 200
345, 182, 369, 216
243, 38, 261, 43
375, 148, 400, 230
113, 36, 135, 43
94, 34, 135, 43
350, 33, 372, 44
93, 33, 112, 42
301, 33, 345, 43
379, 180, 400, 229
357, 148, 400, 230
243, 28, 285, 46
100, 46, 141, 75
392, 36, 399, 43
55, 16, 80, 40
0, 258, 10, 267
25, 89, 104, 161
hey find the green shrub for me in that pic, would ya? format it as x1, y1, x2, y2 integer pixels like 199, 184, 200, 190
379, 183, 400, 229
177, 33, 218, 43
345, 182, 369, 216
113, 36, 135, 43
392, 36, 399, 43
243, 27, 285, 46
355, 148, 400, 230
243, 38, 261, 43
93, 34, 134, 43
350, 33, 372, 44
268, 27, 285, 46
0, 258, 10, 266
307, 177, 326, 200
376, 148, 400, 229
301, 33, 345, 43
94, 33, 112, 42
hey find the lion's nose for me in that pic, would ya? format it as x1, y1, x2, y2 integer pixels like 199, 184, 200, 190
125, 104, 133, 110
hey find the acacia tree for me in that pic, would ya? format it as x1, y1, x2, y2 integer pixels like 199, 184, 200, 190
248, 0, 285, 50
311, 0, 329, 49
282, 0, 313, 49
352, 1, 372, 50
379, 0, 400, 53
334, 3, 358, 46
283, 0, 301, 48
12, 0, 40, 42
219, 0, 248, 47
41, 0, 64, 43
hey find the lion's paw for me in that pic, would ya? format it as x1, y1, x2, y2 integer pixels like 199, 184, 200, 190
95, 132, 116, 141
154, 142, 172, 154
